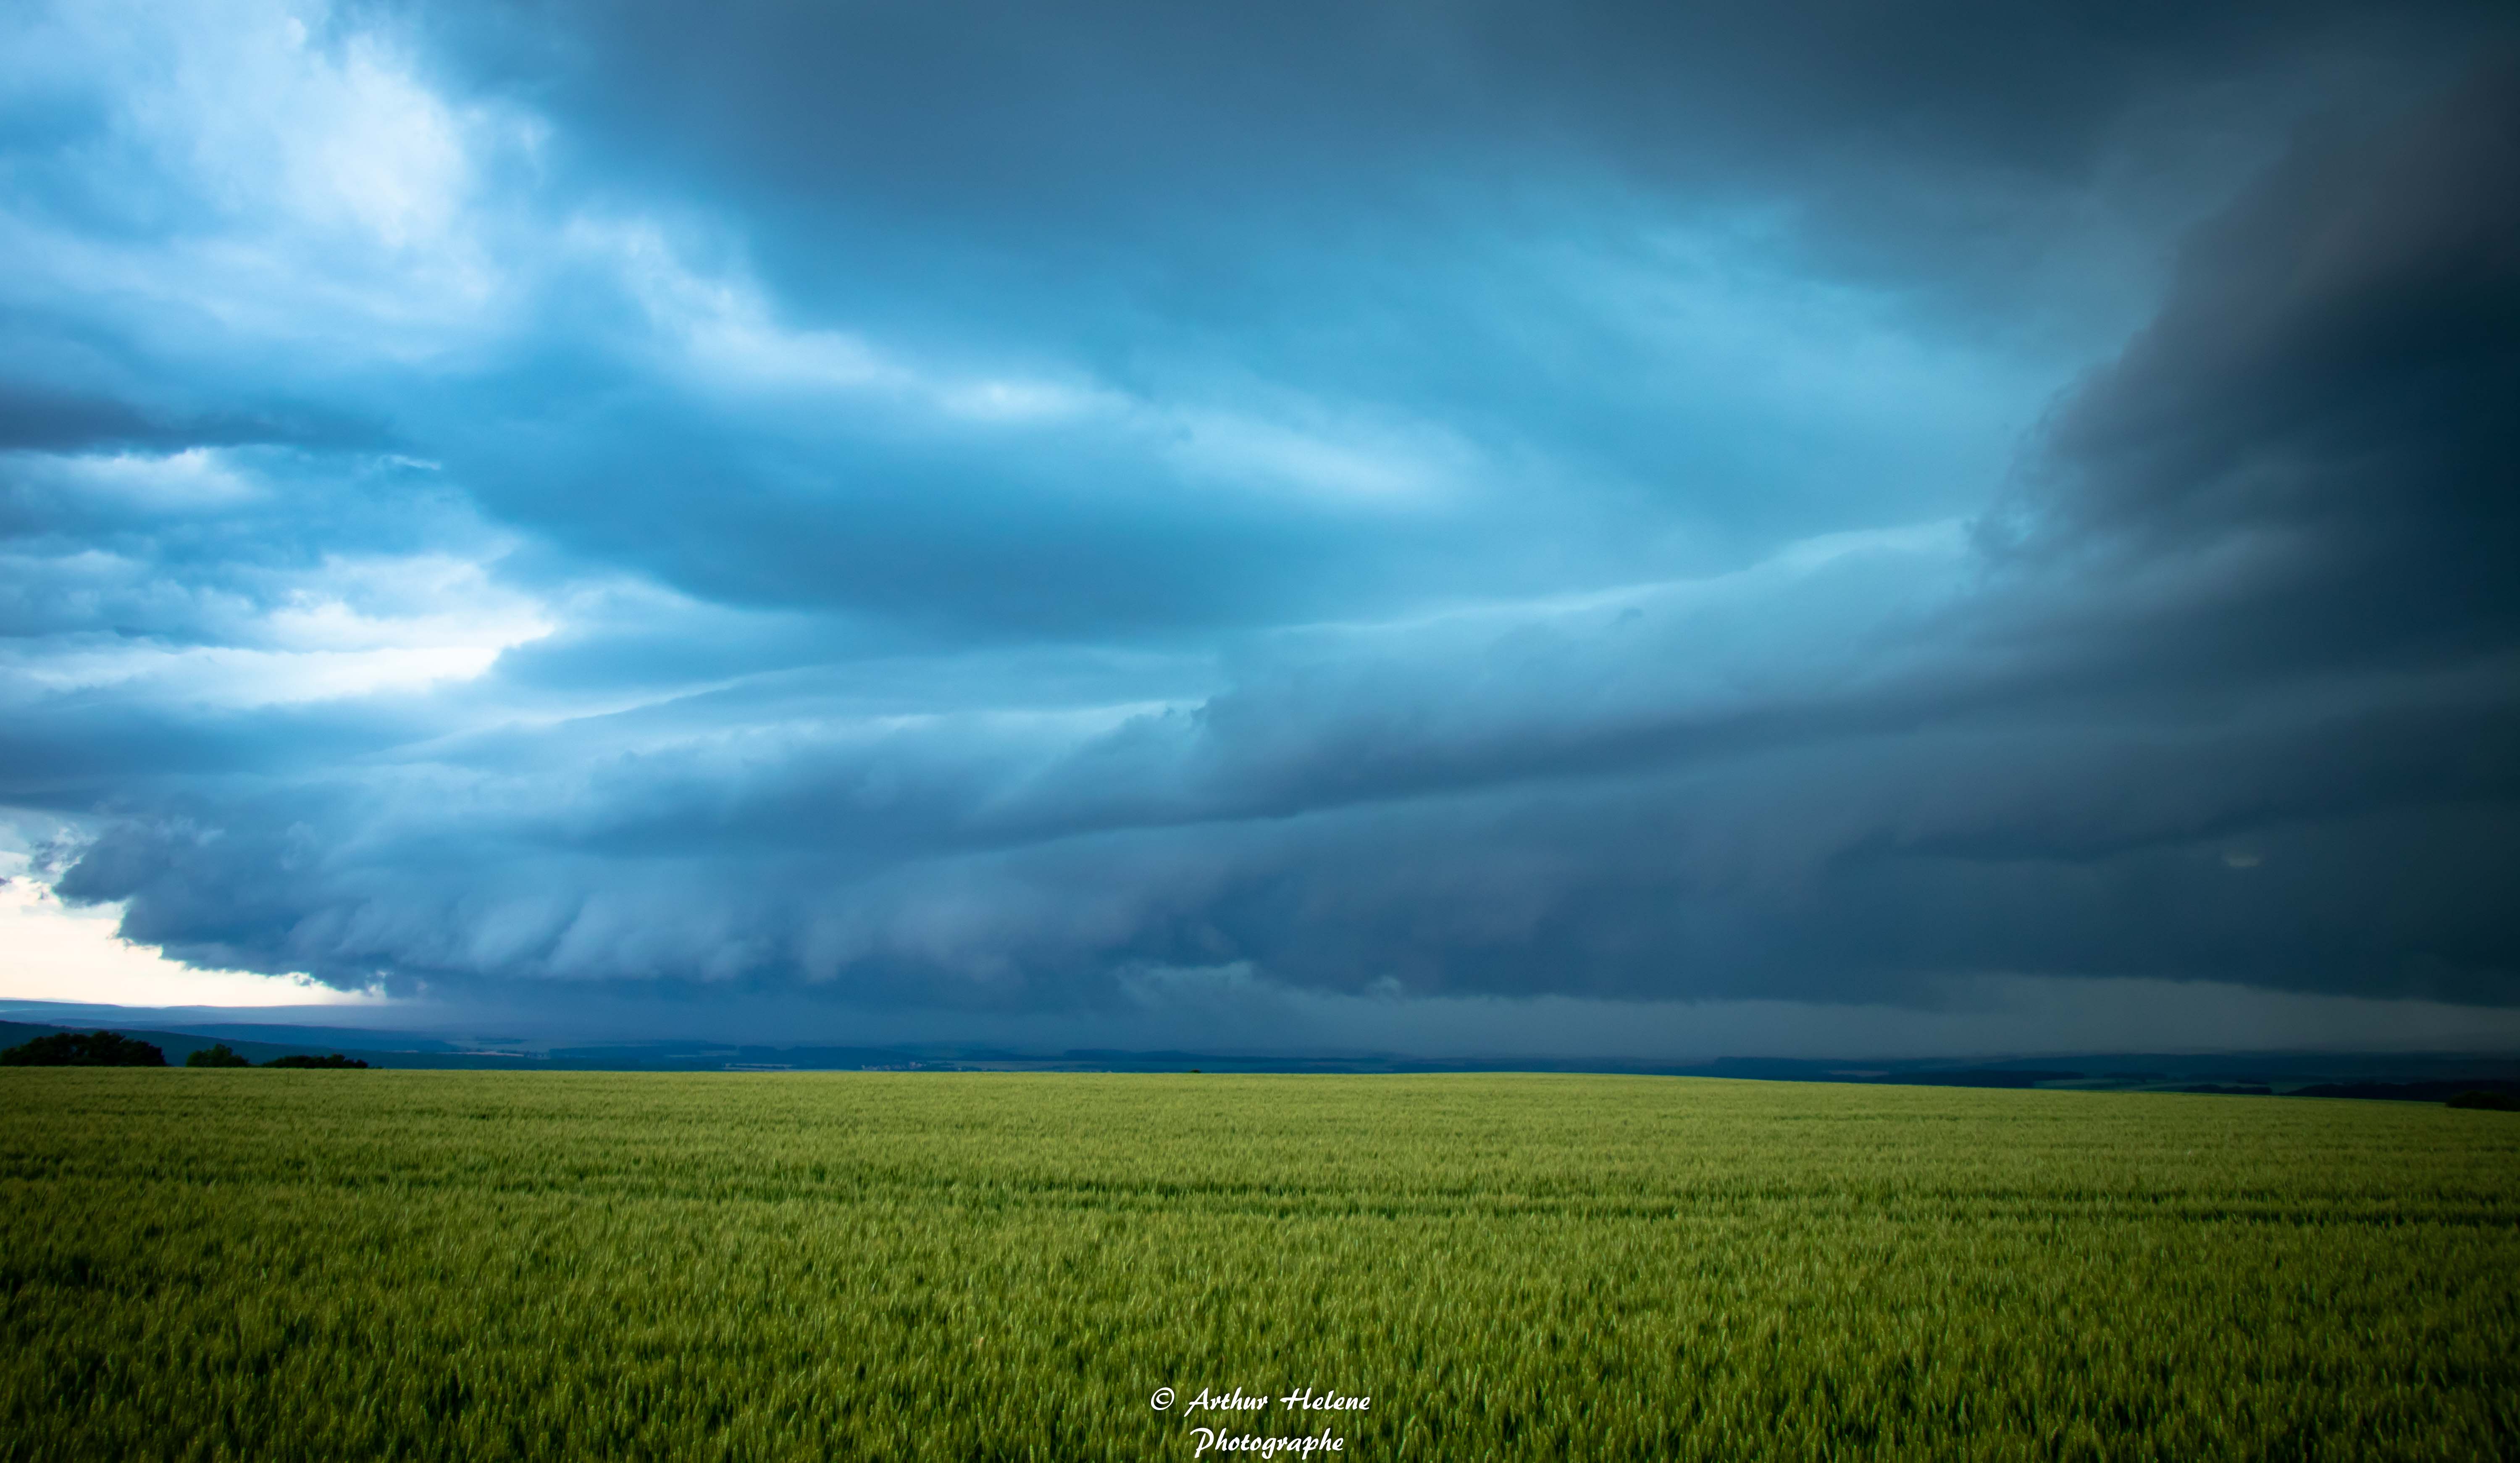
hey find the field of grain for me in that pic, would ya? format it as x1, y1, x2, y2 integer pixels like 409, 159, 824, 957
3, 1071, 2515, 1460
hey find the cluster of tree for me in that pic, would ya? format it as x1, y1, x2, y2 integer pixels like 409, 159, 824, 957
2291, 1080, 2520, 1104
2447, 1091, 2520, 1112
189, 1045, 369, 1069
1, 1031, 167, 1066
0, 1033, 371, 1068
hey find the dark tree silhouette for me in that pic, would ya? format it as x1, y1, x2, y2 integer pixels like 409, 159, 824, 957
0, 1031, 169, 1066
185, 1043, 252, 1067
263, 1053, 370, 1069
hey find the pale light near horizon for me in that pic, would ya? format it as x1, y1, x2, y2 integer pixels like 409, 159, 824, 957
0, 857, 383, 1009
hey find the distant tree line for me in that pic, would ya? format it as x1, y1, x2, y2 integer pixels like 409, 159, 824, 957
0, 1033, 368, 1068
1, 1031, 168, 1066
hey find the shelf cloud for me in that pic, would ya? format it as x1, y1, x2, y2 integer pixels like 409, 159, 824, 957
5, 0, 2514, 1050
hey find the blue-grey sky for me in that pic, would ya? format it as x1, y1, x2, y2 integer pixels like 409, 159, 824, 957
4, 0, 2515, 1055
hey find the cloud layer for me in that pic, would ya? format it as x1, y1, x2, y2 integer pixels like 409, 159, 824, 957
5, 0, 2515, 1046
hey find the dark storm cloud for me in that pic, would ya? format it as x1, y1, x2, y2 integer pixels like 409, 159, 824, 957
347, 0, 2512, 647
447, 0, 2491, 286
1997, 62, 2520, 675
7, 0, 2517, 1034
0, 319, 388, 455
405, 0, 2502, 593
0, 383, 161, 452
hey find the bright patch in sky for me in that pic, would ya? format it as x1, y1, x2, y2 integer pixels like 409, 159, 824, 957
0, 854, 382, 1008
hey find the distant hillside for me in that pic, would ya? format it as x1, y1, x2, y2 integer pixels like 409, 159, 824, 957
4, 1018, 2517, 1091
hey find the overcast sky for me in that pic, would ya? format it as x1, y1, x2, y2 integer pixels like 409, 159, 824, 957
4, 0, 2515, 1056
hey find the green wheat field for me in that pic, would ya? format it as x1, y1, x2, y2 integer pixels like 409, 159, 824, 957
3, 1071, 2516, 1461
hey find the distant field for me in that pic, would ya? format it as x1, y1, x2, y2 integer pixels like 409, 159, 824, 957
3, 1073, 2515, 1461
